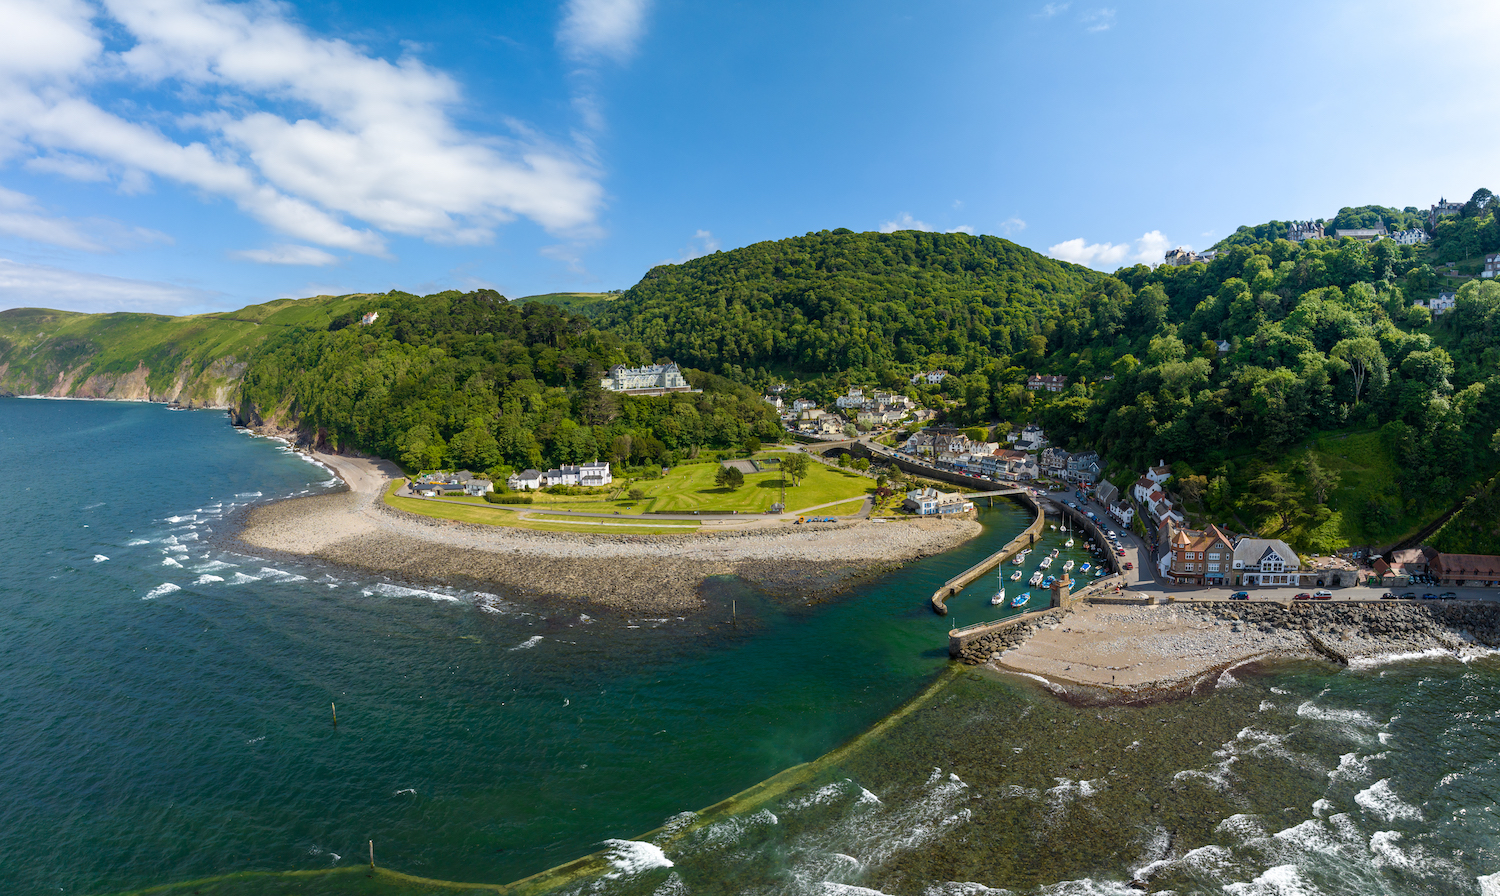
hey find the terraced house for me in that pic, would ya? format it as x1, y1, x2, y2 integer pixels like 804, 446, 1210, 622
1165, 524, 1235, 586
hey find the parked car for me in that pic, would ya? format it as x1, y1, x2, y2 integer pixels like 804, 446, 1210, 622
1294, 592, 1312, 600
1115, 548, 1126, 556
1400, 592, 1417, 600
1313, 589, 1333, 600
1380, 592, 1397, 600
1440, 591, 1458, 599
1421, 593, 1439, 600
1123, 561, 1134, 570
1230, 591, 1250, 600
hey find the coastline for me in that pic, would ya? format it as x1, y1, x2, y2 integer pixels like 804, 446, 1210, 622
233, 450, 984, 613
984, 598, 1500, 704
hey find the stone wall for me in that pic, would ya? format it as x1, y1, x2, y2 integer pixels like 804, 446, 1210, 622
950, 607, 1068, 664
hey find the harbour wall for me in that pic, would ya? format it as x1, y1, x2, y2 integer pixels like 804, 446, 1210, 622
929, 490, 1045, 615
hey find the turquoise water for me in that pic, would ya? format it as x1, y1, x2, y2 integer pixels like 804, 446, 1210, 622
9, 398, 1498, 896
0, 398, 1035, 894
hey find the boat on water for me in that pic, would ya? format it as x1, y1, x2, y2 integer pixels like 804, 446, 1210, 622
1009, 570, 1022, 581
1080, 562, 1092, 573
1010, 591, 1031, 608
1063, 560, 1075, 572
1065, 518, 1074, 548
1050, 548, 1060, 558
1038, 556, 1053, 569
1043, 575, 1055, 588
1029, 571, 1043, 587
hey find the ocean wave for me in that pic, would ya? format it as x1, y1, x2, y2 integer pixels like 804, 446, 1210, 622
235, 491, 263, 498
1479, 871, 1500, 896
600, 839, 673, 878
1214, 813, 1268, 843
510, 635, 544, 651
166, 515, 195, 524
228, 572, 262, 584
127, 538, 150, 546
162, 557, 182, 567
193, 575, 224, 585
93, 554, 109, 562
1222, 864, 1320, 896
257, 567, 308, 583
362, 582, 462, 603
144, 583, 181, 600
1327, 752, 1372, 784
194, 560, 236, 572
1354, 779, 1423, 822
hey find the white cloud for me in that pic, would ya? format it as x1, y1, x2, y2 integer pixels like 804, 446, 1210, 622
0, 257, 217, 314
999, 217, 1027, 236
881, 213, 932, 233
231, 245, 339, 266
1048, 231, 1172, 269
0, 0, 606, 255
0, 184, 172, 251
1080, 8, 1116, 32
1037, 2, 1070, 17
558, 0, 652, 62
669, 228, 720, 263
947, 225, 975, 235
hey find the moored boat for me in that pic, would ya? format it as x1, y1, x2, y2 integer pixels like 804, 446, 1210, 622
1080, 562, 1091, 573
1063, 560, 1075, 572
1010, 591, 1030, 608
1009, 570, 1022, 581
1029, 571, 1043, 587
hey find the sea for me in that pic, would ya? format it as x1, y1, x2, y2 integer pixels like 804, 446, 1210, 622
2, 397, 1499, 896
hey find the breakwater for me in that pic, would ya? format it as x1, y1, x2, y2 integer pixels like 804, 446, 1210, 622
929, 490, 1044, 615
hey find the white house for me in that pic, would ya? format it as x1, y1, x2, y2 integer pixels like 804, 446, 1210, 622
1146, 462, 1172, 487
1484, 253, 1500, 279
910, 370, 950, 385
1131, 475, 1154, 504
1232, 538, 1302, 587
507, 469, 544, 490
903, 487, 973, 515
835, 388, 867, 409
463, 479, 494, 496
541, 461, 613, 488
792, 398, 818, 413
600, 362, 692, 394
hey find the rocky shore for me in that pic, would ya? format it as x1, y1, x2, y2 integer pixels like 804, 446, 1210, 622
978, 598, 1500, 705
235, 452, 983, 613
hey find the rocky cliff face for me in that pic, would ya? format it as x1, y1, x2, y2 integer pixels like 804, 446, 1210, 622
4, 355, 248, 408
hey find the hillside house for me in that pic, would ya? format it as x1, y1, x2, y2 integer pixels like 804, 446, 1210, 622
359, 311, 379, 325
1335, 224, 1388, 241
763, 394, 784, 411
1429, 198, 1464, 228
542, 461, 612, 488
835, 388, 866, 409
1027, 374, 1068, 392
1012, 424, 1048, 452
911, 370, 949, 385
1040, 447, 1070, 475
1066, 451, 1101, 483
1131, 475, 1154, 504
1146, 463, 1172, 487
1485, 253, 1500, 279
1286, 221, 1325, 242
600, 362, 693, 394
1392, 228, 1428, 245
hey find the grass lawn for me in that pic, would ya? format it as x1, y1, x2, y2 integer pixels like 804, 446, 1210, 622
384, 484, 699, 534
791, 498, 867, 517
632, 460, 872, 513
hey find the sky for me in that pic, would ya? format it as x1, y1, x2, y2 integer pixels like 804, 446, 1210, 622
0, 0, 1497, 315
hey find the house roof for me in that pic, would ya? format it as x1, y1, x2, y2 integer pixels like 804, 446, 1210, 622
1434, 553, 1500, 578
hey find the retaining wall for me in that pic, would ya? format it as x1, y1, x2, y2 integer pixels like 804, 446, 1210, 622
948, 606, 1067, 662
930, 490, 1046, 615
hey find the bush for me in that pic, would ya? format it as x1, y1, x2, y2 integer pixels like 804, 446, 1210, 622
485, 493, 533, 504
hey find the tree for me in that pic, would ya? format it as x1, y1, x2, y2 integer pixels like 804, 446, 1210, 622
852, 457, 871, 472
1249, 471, 1306, 533
1330, 336, 1386, 405
1304, 455, 1339, 504
714, 465, 744, 489
782, 452, 810, 486
837, 453, 851, 467
743, 436, 762, 456
843, 423, 858, 439
628, 487, 645, 501
964, 426, 987, 443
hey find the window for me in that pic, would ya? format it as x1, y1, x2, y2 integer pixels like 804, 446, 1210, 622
1207, 563, 1220, 572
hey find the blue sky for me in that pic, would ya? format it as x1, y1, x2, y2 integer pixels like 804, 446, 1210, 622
0, 0, 1495, 315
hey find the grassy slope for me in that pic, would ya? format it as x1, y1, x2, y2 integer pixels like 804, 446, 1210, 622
383, 484, 701, 535
520, 459, 872, 516
0, 295, 371, 404
515, 292, 620, 318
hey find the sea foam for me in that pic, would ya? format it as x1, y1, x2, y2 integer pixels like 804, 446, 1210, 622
144, 583, 181, 600
1355, 779, 1423, 822
600, 839, 673, 878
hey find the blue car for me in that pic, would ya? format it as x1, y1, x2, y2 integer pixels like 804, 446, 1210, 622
1229, 591, 1249, 600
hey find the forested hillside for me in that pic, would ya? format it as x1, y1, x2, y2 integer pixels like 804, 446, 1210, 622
599, 229, 1102, 387
238, 289, 782, 476
1022, 220, 1500, 548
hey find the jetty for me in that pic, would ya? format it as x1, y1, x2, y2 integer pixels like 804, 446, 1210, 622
930, 490, 1044, 615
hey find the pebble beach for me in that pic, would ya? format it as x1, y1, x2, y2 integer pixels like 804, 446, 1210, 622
236, 452, 983, 613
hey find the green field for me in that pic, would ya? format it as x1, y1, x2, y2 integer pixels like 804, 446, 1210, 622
384, 486, 701, 535
515, 292, 620, 317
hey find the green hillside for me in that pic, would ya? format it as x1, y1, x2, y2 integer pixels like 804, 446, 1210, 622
0, 295, 369, 406
598, 228, 1103, 385
517, 292, 621, 317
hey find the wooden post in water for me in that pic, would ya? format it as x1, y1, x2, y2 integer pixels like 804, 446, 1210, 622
331, 702, 337, 727
732, 599, 737, 627
369, 840, 375, 869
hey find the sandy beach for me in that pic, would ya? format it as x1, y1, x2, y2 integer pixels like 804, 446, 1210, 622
236, 452, 982, 612
982, 598, 1500, 703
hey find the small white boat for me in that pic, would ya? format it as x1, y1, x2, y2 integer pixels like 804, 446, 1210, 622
991, 566, 1005, 605
1050, 548, 1060, 558
1038, 556, 1053, 569
1009, 570, 1022, 581
1063, 560, 1075, 572
1010, 591, 1031, 608
1029, 571, 1043, 586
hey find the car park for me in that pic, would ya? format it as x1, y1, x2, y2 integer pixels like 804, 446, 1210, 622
1313, 589, 1332, 600
1230, 591, 1249, 600
1294, 592, 1312, 600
